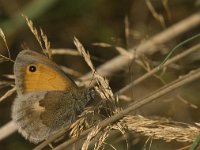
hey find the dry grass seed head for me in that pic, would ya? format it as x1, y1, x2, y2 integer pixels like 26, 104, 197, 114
40, 28, 51, 58
94, 126, 111, 150
74, 38, 112, 99
0, 28, 10, 57
111, 122, 129, 149
69, 117, 87, 137
82, 125, 101, 150
93, 125, 127, 150
121, 115, 200, 143
70, 107, 95, 137
0, 28, 13, 62
22, 15, 51, 58
95, 74, 114, 101
74, 38, 119, 114
74, 37, 95, 72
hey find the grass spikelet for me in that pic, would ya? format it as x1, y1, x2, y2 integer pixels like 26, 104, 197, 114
121, 115, 199, 143
74, 37, 114, 101
40, 28, 51, 58
82, 125, 101, 150
74, 37, 95, 72
69, 107, 94, 137
94, 126, 111, 150
0, 28, 13, 62
22, 14, 51, 58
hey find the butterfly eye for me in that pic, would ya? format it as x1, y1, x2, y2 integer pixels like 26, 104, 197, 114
28, 65, 37, 72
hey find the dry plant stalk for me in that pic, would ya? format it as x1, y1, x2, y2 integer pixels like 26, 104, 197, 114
59, 65, 82, 77
136, 56, 166, 84
0, 81, 13, 87
176, 94, 198, 109
92, 42, 131, 57
117, 43, 200, 95
51, 48, 80, 56
162, 0, 171, 20
145, 0, 166, 28
124, 16, 130, 48
51, 48, 104, 63
0, 121, 17, 141
0, 86, 16, 102
121, 115, 199, 143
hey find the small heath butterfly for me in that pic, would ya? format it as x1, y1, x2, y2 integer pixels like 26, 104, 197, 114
12, 50, 95, 143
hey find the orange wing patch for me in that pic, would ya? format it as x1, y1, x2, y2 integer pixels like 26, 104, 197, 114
24, 63, 74, 92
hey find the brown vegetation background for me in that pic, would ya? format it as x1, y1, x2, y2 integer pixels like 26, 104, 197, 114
0, 0, 200, 150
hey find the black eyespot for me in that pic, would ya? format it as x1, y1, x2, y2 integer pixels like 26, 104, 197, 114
29, 65, 37, 72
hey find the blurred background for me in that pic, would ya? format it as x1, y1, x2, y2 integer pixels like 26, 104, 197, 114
0, 0, 200, 149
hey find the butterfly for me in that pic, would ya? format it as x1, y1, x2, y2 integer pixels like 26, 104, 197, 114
12, 50, 95, 143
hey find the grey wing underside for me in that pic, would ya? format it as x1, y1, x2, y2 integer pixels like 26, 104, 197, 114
12, 91, 79, 143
